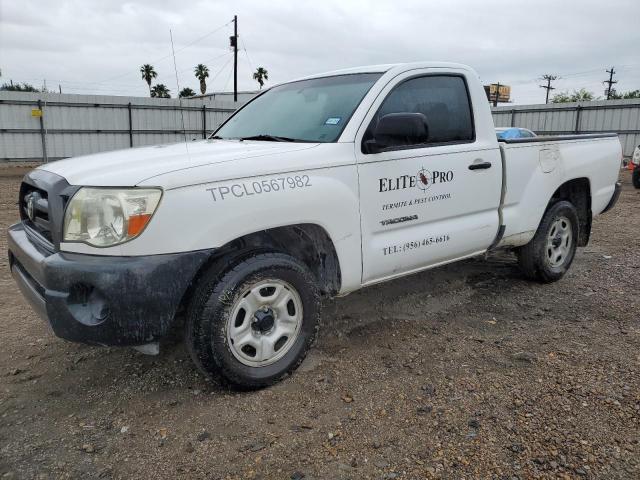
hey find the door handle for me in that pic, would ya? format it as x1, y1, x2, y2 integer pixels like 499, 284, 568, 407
468, 161, 492, 170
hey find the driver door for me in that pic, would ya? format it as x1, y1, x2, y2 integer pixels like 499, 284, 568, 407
355, 70, 502, 284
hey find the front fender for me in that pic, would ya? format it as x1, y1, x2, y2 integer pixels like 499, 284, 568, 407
117, 165, 362, 293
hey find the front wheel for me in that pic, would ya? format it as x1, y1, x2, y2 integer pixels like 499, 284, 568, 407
516, 201, 579, 283
185, 252, 320, 389
632, 167, 640, 189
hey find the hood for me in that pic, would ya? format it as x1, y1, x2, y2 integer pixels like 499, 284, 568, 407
38, 139, 319, 187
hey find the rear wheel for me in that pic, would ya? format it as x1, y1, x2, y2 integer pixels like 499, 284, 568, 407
185, 252, 320, 389
516, 201, 579, 283
632, 167, 640, 189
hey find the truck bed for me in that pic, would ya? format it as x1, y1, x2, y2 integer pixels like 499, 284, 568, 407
497, 133, 621, 248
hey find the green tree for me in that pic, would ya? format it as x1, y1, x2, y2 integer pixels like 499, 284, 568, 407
610, 89, 640, 100
140, 64, 157, 95
253, 67, 269, 89
551, 88, 596, 103
571, 88, 595, 102
179, 87, 196, 98
550, 91, 571, 103
150, 84, 171, 98
194, 64, 209, 95
0, 81, 39, 92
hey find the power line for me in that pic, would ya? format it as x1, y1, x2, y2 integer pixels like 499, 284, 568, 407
208, 55, 234, 90
100, 19, 234, 84
504, 63, 640, 88
173, 20, 233, 55
177, 52, 230, 75
240, 36, 254, 74
559, 68, 604, 78
222, 61, 234, 93
8, 55, 234, 95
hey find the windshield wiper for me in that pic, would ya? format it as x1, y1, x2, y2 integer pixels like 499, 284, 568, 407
239, 134, 302, 142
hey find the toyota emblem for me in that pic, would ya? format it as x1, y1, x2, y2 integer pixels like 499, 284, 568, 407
25, 192, 39, 221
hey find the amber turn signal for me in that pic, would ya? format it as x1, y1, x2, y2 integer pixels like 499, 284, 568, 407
127, 213, 153, 237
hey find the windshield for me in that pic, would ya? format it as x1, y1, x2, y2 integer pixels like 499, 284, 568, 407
213, 73, 383, 143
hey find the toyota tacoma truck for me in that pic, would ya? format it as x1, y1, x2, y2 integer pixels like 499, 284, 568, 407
8, 62, 622, 388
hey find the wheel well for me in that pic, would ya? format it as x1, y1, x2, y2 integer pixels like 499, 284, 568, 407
175, 224, 341, 320
217, 224, 342, 295
548, 178, 591, 246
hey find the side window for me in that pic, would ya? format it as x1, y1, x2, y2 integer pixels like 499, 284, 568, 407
364, 75, 474, 151
520, 129, 535, 138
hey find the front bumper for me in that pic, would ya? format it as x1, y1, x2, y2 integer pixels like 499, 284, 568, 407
8, 222, 212, 346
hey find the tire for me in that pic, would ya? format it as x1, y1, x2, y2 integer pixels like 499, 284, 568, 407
633, 167, 640, 189
516, 201, 579, 283
185, 252, 320, 389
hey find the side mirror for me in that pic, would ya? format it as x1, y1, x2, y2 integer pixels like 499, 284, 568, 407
364, 112, 429, 154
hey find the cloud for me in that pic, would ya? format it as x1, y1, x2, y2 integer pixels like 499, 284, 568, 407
1, 0, 639, 103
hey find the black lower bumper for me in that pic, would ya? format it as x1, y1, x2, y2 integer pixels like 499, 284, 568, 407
601, 181, 622, 214
8, 223, 213, 346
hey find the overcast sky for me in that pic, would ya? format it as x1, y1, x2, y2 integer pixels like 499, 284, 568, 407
1, 0, 639, 104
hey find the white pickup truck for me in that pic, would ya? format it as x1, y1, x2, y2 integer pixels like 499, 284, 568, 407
9, 62, 622, 388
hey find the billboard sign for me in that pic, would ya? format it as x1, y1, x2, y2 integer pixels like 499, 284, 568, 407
484, 84, 511, 103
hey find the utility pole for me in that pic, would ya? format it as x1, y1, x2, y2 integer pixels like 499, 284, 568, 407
604, 67, 617, 100
493, 82, 500, 107
539, 74, 558, 104
231, 15, 238, 103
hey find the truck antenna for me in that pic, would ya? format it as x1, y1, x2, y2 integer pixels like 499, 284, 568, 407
170, 29, 189, 151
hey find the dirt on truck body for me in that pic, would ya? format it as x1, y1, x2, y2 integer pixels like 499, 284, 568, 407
1, 169, 639, 479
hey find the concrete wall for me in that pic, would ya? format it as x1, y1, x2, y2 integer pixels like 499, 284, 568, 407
0, 91, 254, 162
492, 99, 640, 157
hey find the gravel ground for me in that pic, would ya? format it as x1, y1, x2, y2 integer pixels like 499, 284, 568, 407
0, 168, 638, 480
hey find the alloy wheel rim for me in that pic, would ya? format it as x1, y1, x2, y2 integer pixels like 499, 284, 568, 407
227, 279, 303, 367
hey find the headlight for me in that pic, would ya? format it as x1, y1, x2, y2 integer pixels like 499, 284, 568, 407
63, 188, 162, 247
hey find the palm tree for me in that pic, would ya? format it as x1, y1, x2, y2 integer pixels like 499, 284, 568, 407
179, 87, 196, 98
140, 64, 157, 95
253, 67, 269, 89
194, 64, 209, 95
150, 84, 171, 98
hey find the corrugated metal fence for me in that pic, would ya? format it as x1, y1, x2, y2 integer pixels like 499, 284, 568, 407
0, 91, 254, 162
3, 92, 638, 161
492, 99, 640, 157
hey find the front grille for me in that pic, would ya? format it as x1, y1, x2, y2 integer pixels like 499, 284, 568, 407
18, 170, 77, 251
19, 182, 53, 244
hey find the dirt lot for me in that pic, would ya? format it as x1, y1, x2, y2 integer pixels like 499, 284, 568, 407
0, 169, 638, 480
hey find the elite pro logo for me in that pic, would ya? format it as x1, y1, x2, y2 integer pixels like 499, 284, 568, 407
379, 168, 454, 193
